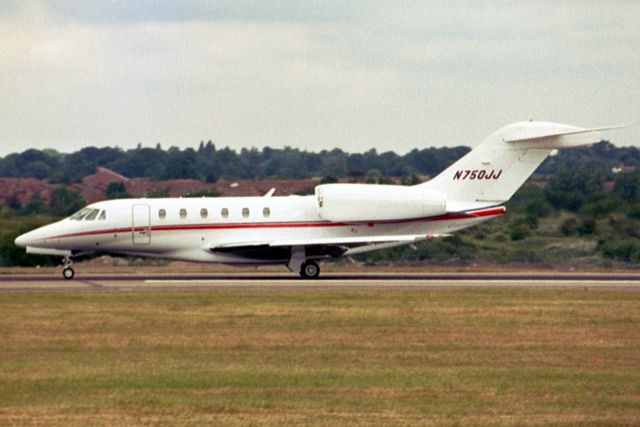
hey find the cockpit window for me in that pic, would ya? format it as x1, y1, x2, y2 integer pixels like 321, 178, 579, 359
69, 208, 91, 220
84, 209, 100, 221
98, 210, 106, 220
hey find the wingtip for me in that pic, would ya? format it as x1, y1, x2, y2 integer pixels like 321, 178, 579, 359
591, 125, 625, 132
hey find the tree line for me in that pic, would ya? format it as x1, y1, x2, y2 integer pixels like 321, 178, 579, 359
0, 142, 464, 183
2, 140, 637, 184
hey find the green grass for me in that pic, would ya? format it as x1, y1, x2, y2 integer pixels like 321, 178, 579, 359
1, 290, 639, 425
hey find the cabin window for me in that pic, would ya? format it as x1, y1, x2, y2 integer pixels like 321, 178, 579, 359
221, 208, 229, 218
84, 209, 100, 221
70, 208, 91, 220
200, 208, 208, 219
263, 207, 270, 218
242, 207, 250, 218
179, 208, 187, 219
158, 209, 166, 219
98, 210, 106, 220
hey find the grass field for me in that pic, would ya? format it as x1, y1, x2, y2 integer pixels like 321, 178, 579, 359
1, 289, 639, 425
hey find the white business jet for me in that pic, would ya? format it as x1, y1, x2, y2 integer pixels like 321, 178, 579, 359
15, 121, 619, 279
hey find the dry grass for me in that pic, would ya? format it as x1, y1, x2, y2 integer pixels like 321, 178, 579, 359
0, 289, 639, 425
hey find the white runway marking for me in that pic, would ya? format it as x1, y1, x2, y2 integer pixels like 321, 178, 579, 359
1, 273, 639, 292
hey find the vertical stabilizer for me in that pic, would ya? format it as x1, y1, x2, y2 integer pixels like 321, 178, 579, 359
419, 121, 612, 208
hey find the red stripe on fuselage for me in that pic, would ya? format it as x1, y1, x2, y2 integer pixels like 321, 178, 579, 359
45, 206, 505, 241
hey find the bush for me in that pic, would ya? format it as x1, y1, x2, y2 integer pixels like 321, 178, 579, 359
600, 239, 640, 263
627, 202, 640, 219
546, 167, 605, 211
613, 170, 640, 202
7, 194, 22, 210
493, 233, 507, 242
580, 195, 619, 218
474, 231, 486, 240
510, 224, 528, 241
49, 187, 85, 216
106, 182, 131, 199
577, 218, 596, 236
509, 185, 547, 211
21, 195, 45, 215
559, 218, 578, 236
414, 235, 476, 261
525, 199, 552, 218
609, 217, 640, 238
320, 175, 338, 184
525, 214, 538, 229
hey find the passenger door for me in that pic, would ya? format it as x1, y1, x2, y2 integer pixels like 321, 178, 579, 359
132, 204, 151, 245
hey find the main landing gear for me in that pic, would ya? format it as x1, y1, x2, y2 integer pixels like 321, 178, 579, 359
62, 256, 75, 280
289, 247, 321, 279
300, 261, 320, 279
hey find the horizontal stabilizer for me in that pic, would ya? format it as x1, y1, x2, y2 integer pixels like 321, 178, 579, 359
504, 125, 623, 149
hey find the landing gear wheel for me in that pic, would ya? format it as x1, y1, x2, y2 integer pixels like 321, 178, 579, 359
62, 267, 75, 280
300, 261, 320, 279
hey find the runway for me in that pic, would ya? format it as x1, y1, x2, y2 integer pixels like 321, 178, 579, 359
1, 272, 640, 292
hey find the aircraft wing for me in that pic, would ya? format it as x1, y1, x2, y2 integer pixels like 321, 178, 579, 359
269, 234, 430, 247
207, 234, 454, 260
210, 234, 433, 250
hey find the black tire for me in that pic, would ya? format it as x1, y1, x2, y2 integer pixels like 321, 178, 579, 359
300, 261, 320, 279
62, 267, 75, 280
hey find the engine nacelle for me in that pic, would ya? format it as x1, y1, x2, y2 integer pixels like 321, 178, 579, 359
315, 184, 447, 222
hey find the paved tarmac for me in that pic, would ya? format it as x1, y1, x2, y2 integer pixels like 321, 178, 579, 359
1, 272, 639, 292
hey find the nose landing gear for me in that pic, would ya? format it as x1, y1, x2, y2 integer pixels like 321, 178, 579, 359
62, 267, 75, 280
62, 256, 75, 280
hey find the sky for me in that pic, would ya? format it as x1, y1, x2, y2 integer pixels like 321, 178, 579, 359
0, 0, 638, 156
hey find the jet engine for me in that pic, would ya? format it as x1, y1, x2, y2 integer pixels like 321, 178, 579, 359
315, 184, 447, 222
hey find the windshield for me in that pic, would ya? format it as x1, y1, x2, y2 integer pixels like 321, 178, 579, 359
84, 209, 100, 220
69, 207, 92, 220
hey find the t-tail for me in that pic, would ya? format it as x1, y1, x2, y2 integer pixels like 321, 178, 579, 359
419, 121, 622, 211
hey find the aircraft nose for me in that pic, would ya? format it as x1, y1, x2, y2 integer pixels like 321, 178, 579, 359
15, 232, 30, 248
15, 230, 38, 248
